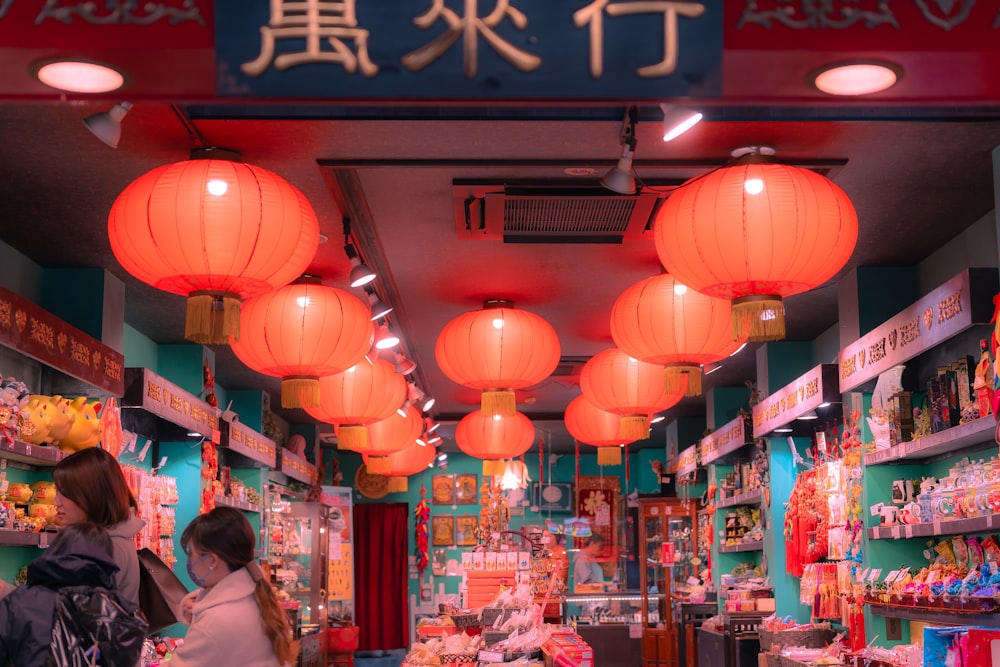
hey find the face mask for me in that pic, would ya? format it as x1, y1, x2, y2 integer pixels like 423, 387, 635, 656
186, 553, 212, 588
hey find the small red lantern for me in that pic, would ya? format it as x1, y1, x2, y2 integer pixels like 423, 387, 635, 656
365, 440, 436, 493
610, 273, 746, 397
580, 348, 685, 441
108, 158, 320, 344
352, 404, 422, 475
653, 152, 857, 342
303, 358, 406, 451
436, 300, 560, 417
455, 409, 535, 476
564, 394, 637, 467
230, 277, 374, 408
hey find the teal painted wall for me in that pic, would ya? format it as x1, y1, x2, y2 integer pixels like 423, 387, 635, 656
0, 238, 43, 303
123, 323, 158, 370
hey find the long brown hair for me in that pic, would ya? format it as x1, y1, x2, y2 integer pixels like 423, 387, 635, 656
182, 507, 299, 665
53, 446, 137, 527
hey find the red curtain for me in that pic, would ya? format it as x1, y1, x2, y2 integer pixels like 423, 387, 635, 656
353, 502, 409, 650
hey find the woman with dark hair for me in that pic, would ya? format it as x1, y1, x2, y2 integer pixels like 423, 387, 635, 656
162, 506, 298, 667
0, 447, 144, 610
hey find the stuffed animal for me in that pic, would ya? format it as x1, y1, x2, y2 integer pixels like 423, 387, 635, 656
20, 395, 75, 445
57, 398, 103, 451
0, 377, 29, 445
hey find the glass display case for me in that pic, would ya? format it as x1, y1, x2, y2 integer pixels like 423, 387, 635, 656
319, 486, 355, 622
265, 495, 330, 635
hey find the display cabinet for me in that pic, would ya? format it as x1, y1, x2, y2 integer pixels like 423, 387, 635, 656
638, 498, 699, 667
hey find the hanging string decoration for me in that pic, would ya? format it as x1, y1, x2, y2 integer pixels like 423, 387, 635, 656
415, 488, 430, 578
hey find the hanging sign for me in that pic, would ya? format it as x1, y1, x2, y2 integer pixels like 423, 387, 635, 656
676, 444, 698, 476
123, 367, 220, 440
280, 447, 318, 484
661, 541, 675, 566
838, 268, 998, 393
222, 420, 276, 467
699, 415, 751, 465
752, 364, 839, 438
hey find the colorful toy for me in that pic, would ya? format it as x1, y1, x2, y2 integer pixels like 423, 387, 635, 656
0, 377, 29, 445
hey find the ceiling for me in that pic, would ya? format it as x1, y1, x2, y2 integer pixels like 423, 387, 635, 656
1, 100, 1000, 454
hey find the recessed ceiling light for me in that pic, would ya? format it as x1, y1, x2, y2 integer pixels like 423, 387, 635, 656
35, 60, 125, 93
811, 62, 900, 96
563, 167, 597, 176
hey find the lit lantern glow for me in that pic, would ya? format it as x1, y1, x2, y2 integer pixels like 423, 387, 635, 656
354, 405, 422, 475
455, 409, 535, 476
108, 159, 320, 344
366, 439, 436, 493
564, 394, 639, 466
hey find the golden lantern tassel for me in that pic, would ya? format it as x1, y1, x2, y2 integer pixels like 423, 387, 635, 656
665, 365, 699, 397
482, 389, 516, 417
366, 456, 391, 475
482, 459, 505, 477
732, 295, 785, 343
337, 425, 368, 451
597, 447, 622, 467
619, 415, 650, 441
281, 376, 320, 409
387, 477, 408, 493
186, 291, 241, 345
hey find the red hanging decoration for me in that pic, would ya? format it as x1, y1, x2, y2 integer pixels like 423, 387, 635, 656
538, 437, 543, 488
415, 488, 430, 578
625, 443, 630, 485
574, 440, 580, 492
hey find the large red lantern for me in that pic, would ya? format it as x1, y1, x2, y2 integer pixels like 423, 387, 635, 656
108, 158, 320, 344
230, 278, 374, 409
303, 358, 406, 451
364, 440, 436, 493
564, 394, 638, 467
610, 273, 746, 397
653, 152, 857, 342
580, 348, 686, 440
351, 405, 422, 475
436, 300, 560, 417
455, 409, 535, 476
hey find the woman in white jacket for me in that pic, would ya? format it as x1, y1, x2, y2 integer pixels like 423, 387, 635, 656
164, 506, 298, 667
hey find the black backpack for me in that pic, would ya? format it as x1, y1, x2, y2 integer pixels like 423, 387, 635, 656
46, 585, 148, 667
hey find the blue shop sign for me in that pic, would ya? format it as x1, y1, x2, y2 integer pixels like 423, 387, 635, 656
214, 0, 722, 100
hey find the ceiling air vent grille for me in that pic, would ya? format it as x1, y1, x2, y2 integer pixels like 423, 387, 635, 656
503, 196, 637, 236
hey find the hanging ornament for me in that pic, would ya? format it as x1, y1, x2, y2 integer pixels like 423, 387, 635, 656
415, 488, 430, 578
563, 394, 637, 466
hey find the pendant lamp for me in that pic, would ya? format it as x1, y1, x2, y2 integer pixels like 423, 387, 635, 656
436, 300, 560, 417
564, 394, 638, 466
108, 157, 320, 344
455, 409, 535, 476
580, 348, 685, 441
303, 358, 406, 451
366, 440, 436, 493
230, 277, 374, 408
352, 404, 422, 475
652, 148, 857, 342
610, 273, 746, 396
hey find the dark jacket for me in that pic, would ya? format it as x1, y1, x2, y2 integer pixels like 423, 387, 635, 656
0, 531, 121, 667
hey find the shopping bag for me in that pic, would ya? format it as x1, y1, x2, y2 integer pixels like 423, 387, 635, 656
136, 548, 189, 634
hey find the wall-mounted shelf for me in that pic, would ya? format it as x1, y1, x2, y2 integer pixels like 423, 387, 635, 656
215, 495, 261, 513
0, 438, 63, 468
718, 540, 763, 553
869, 603, 1000, 628
863, 416, 995, 466
868, 513, 1000, 540
0, 529, 57, 547
716, 489, 763, 509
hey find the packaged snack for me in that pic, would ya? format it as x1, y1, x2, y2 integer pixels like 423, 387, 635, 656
982, 536, 1000, 563
968, 537, 985, 570
952, 536, 970, 571
935, 538, 956, 565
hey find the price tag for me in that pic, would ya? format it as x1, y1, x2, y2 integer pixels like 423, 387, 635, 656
157, 456, 167, 471
932, 520, 942, 534
858, 568, 870, 583
39, 532, 48, 548
926, 570, 939, 585
989, 514, 997, 529
24, 444, 30, 457
137, 438, 152, 463
629, 624, 643, 639
884, 569, 900, 583
869, 569, 882, 582
904, 525, 913, 538
891, 525, 901, 540
870, 503, 884, 517
211, 429, 221, 444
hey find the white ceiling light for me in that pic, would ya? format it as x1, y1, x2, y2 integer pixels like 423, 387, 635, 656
344, 243, 376, 287
374, 323, 399, 350
36, 60, 125, 93
601, 106, 637, 195
811, 62, 900, 96
82, 102, 132, 148
660, 104, 703, 142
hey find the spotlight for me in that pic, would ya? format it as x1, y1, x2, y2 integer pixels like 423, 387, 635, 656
704, 362, 722, 375
797, 410, 819, 421
394, 351, 417, 376
600, 106, 637, 195
417, 437, 428, 447
425, 418, 441, 433
437, 453, 448, 461
344, 243, 376, 287
428, 435, 442, 445
407, 382, 436, 413
774, 427, 794, 434
660, 104, 702, 142
36, 60, 125, 93
650, 415, 665, 424
363, 284, 392, 321
374, 322, 399, 350
83, 102, 132, 148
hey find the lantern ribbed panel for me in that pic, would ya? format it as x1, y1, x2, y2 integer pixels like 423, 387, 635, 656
564, 395, 638, 447
455, 409, 535, 462
304, 358, 406, 428
580, 348, 684, 417
367, 440, 436, 477
611, 274, 746, 365
652, 162, 857, 300
435, 305, 561, 391
108, 159, 319, 298
230, 281, 374, 406
354, 405, 423, 472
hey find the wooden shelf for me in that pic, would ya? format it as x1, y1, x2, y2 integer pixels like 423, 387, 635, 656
0, 438, 63, 468
215, 495, 261, 513
716, 489, 763, 508
718, 540, 763, 553
0, 529, 56, 547
868, 513, 1000, 540
863, 417, 995, 466
869, 603, 1000, 627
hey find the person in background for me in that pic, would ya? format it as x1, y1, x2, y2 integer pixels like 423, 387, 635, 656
0, 447, 144, 611
573, 532, 606, 590
0, 522, 122, 666
162, 506, 298, 667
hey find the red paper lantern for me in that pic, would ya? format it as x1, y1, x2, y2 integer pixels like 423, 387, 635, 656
366, 440, 436, 493
353, 404, 422, 475
436, 300, 560, 417
653, 154, 857, 342
564, 394, 638, 467
610, 273, 746, 397
108, 158, 320, 344
580, 348, 685, 441
230, 277, 374, 409
303, 358, 406, 451
455, 409, 535, 476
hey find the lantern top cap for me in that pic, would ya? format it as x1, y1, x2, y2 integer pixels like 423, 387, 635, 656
729, 146, 777, 166
483, 299, 515, 310
292, 275, 323, 285
189, 146, 243, 163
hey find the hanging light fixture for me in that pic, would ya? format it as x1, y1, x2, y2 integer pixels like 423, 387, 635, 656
229, 277, 373, 408
600, 106, 638, 195
394, 351, 417, 376
498, 459, 531, 490
580, 347, 686, 441
108, 156, 320, 344
564, 394, 638, 466
344, 242, 376, 287
455, 409, 535, 476
610, 273, 746, 396
660, 103, 703, 142
653, 146, 858, 342
374, 321, 400, 350
83, 102, 132, 148
363, 284, 393, 321
352, 404, 422, 474
436, 299, 560, 417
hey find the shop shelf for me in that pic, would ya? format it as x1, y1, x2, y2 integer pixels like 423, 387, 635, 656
869, 603, 1000, 627
868, 513, 1000, 540
718, 540, 763, 553
215, 495, 262, 513
716, 489, 763, 508
0, 529, 56, 547
863, 416, 995, 466
0, 438, 63, 468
